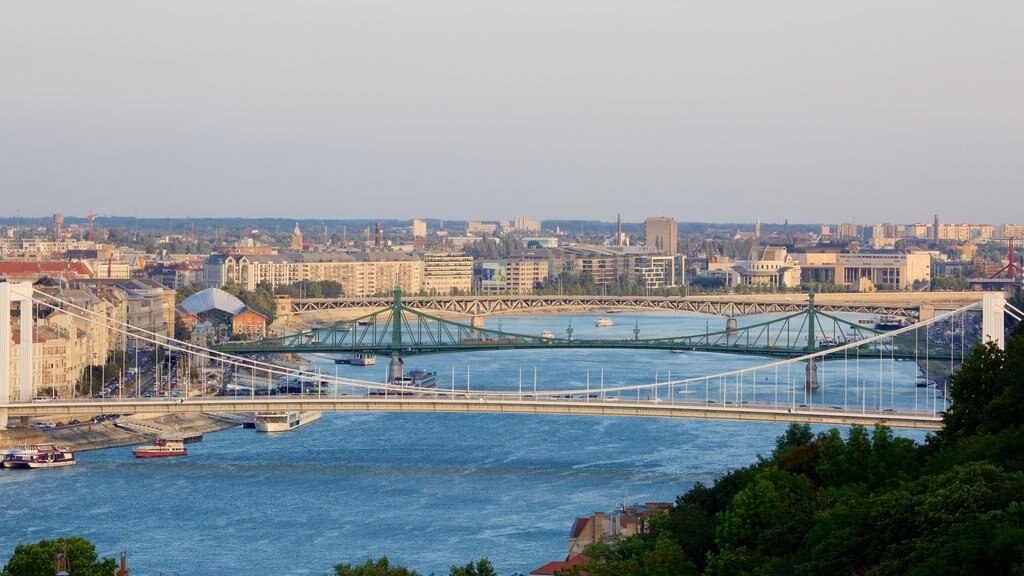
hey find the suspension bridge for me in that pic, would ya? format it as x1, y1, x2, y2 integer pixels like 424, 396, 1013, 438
1, 282, 1020, 431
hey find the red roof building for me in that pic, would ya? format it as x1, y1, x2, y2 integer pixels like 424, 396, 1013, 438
0, 261, 92, 280
529, 554, 588, 576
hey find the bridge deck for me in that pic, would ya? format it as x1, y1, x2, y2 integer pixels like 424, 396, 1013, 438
2, 396, 943, 430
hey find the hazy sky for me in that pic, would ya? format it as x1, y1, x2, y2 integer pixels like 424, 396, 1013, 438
2, 1, 1021, 224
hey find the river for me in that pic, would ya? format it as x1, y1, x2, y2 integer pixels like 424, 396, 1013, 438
0, 311, 931, 575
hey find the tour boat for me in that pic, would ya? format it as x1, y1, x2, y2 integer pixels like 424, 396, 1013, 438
2, 444, 76, 469
335, 353, 377, 366
541, 330, 555, 339
875, 316, 907, 331
254, 411, 322, 432
595, 318, 615, 328
391, 369, 438, 390
133, 438, 188, 458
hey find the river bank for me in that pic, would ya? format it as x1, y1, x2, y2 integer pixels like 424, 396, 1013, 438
0, 413, 237, 452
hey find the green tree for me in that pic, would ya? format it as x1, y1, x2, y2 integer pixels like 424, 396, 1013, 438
2, 537, 116, 576
333, 557, 420, 576
449, 558, 496, 576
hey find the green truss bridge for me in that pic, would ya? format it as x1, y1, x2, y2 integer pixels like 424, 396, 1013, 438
215, 289, 972, 362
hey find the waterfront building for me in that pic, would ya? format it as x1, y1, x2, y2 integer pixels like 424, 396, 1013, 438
793, 249, 931, 290
203, 252, 423, 297
566, 501, 671, 558
561, 245, 684, 288
720, 243, 798, 286
644, 216, 677, 255
421, 252, 473, 294
478, 259, 549, 294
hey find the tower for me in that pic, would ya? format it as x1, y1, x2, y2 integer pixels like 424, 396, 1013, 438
290, 223, 303, 251
616, 213, 622, 246
933, 214, 940, 243
53, 213, 64, 241
644, 217, 678, 255
755, 215, 761, 239
374, 223, 383, 248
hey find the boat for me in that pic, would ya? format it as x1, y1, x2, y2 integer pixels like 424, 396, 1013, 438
595, 318, 614, 328
2, 444, 76, 469
541, 330, 555, 339
133, 438, 187, 458
875, 316, 907, 331
334, 324, 353, 332
254, 411, 322, 432
335, 353, 377, 366
391, 369, 438, 390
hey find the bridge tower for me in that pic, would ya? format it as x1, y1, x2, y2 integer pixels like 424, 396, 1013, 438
805, 293, 818, 390
982, 292, 1007, 350
0, 282, 35, 429
388, 288, 404, 381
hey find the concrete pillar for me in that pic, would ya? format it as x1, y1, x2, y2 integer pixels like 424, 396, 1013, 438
388, 355, 404, 383
0, 282, 36, 428
0, 283, 9, 429
805, 359, 818, 390
726, 317, 738, 334
983, 293, 1006, 350
471, 316, 485, 329
918, 304, 935, 322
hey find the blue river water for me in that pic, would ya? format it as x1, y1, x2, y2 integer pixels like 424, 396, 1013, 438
0, 312, 932, 575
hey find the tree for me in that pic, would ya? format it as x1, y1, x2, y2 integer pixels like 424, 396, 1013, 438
2, 537, 116, 576
333, 557, 420, 576
449, 559, 496, 576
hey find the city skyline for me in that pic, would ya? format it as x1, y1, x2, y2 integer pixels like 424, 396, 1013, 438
2, 2, 1022, 223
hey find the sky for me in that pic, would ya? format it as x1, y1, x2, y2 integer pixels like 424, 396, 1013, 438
1, 1, 1022, 224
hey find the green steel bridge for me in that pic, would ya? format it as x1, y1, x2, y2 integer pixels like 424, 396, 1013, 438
215, 289, 973, 362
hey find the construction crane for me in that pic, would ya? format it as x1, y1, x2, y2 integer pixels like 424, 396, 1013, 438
86, 212, 97, 242
990, 237, 1021, 280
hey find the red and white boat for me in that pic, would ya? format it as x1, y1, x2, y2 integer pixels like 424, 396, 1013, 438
133, 438, 187, 458
2, 444, 76, 469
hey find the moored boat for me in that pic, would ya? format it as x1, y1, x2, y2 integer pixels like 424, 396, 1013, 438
3, 444, 76, 469
595, 317, 614, 328
254, 411, 322, 432
133, 438, 188, 458
541, 330, 555, 339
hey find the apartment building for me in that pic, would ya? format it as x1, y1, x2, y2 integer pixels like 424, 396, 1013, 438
421, 252, 473, 294
204, 252, 424, 297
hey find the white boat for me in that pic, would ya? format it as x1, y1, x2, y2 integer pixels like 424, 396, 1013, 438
133, 438, 187, 458
391, 369, 438, 390
2, 444, 76, 469
254, 411, 322, 433
335, 353, 377, 366
595, 318, 614, 328
541, 330, 555, 339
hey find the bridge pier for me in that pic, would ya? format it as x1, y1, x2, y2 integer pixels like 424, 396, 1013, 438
805, 359, 818, 390
388, 355, 404, 382
726, 317, 738, 334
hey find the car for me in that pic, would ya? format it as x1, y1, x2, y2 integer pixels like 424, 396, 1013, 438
69, 419, 81, 425
32, 396, 50, 402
